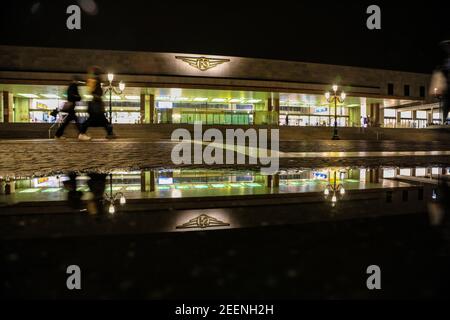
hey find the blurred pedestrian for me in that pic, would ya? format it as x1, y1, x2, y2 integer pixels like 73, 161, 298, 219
54, 75, 83, 139
78, 66, 116, 141
430, 40, 450, 124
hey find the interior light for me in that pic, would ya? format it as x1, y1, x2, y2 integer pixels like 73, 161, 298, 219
156, 96, 170, 101
125, 95, 140, 100
18, 188, 40, 193
18, 94, 39, 98
41, 94, 61, 99
194, 97, 208, 102
212, 98, 226, 102
229, 99, 243, 103
194, 185, 209, 189
246, 99, 261, 103
172, 97, 190, 101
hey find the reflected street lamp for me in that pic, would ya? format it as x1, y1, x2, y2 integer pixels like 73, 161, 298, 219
325, 85, 346, 140
104, 73, 126, 123
324, 170, 346, 207
104, 173, 126, 215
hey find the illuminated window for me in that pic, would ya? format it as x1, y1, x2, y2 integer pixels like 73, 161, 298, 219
416, 111, 427, 119
415, 168, 426, 176
401, 111, 412, 119
399, 168, 412, 176
384, 109, 396, 117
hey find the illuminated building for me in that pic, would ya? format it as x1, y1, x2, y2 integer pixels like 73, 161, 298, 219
0, 45, 439, 129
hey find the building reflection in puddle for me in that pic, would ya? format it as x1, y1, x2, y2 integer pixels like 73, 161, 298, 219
1, 166, 450, 233
1, 166, 449, 206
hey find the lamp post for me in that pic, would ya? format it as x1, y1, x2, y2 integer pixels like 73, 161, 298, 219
104, 173, 126, 215
325, 85, 346, 140
104, 73, 126, 124
323, 170, 346, 207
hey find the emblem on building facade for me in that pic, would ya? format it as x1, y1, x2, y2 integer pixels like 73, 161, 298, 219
176, 214, 230, 229
175, 56, 230, 71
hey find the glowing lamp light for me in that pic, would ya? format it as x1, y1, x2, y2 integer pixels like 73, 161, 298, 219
119, 81, 125, 91
107, 73, 114, 82
325, 92, 331, 100
340, 92, 346, 101
108, 203, 116, 215
120, 195, 126, 205
324, 188, 330, 196
331, 195, 337, 203
332, 85, 338, 92
340, 187, 346, 195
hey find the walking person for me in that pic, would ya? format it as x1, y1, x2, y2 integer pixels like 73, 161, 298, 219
54, 76, 83, 139
78, 66, 116, 141
431, 40, 450, 125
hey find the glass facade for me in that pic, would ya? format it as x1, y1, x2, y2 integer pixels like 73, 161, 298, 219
279, 105, 352, 127
156, 102, 255, 125
0, 84, 429, 127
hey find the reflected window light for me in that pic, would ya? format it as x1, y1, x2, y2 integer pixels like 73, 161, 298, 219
383, 169, 396, 178
432, 168, 441, 175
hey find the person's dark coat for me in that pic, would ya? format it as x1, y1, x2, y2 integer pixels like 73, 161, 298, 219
67, 83, 81, 103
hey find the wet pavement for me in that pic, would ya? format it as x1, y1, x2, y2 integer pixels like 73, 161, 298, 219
1, 139, 450, 299
1, 139, 450, 177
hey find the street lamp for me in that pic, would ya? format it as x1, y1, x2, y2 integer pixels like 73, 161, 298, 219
325, 85, 346, 140
104, 173, 126, 215
104, 73, 126, 123
324, 170, 346, 207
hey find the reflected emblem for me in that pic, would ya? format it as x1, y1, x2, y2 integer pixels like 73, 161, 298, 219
176, 214, 230, 229
175, 56, 230, 71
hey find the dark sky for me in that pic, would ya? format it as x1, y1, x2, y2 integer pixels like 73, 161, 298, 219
1, 0, 449, 73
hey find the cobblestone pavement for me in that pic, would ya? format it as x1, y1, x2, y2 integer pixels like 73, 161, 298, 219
1, 139, 450, 177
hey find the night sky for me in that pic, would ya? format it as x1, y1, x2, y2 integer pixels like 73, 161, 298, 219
1, 0, 449, 73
